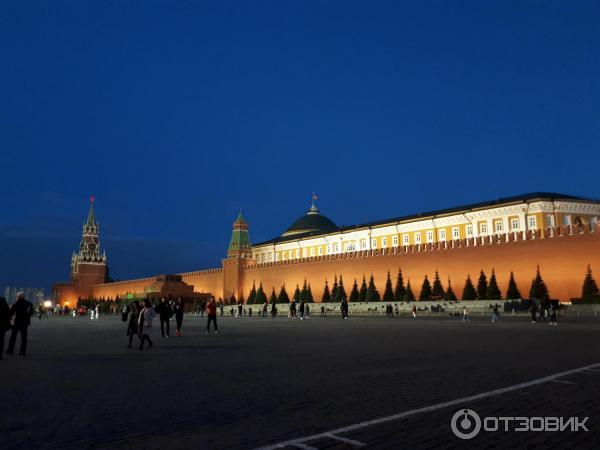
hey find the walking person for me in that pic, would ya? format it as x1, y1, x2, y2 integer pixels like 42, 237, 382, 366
271, 302, 277, 318
6, 292, 34, 357
549, 304, 558, 326
121, 303, 129, 324
341, 300, 349, 319
320, 305, 325, 317
491, 304, 500, 323
0, 297, 11, 360
156, 297, 172, 337
299, 300, 305, 320
412, 304, 417, 319
529, 302, 538, 323
138, 299, 156, 350
174, 297, 185, 336
237, 303, 243, 318
206, 297, 218, 334
462, 306, 469, 322
263, 303, 268, 318
126, 301, 141, 348
305, 304, 310, 319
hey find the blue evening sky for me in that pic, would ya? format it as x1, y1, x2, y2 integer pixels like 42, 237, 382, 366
1, 1, 599, 291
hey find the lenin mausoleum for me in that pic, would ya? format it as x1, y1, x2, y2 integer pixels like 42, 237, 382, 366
53, 192, 600, 306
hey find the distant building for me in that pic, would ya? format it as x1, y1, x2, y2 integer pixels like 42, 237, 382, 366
3, 286, 45, 305
54, 192, 600, 304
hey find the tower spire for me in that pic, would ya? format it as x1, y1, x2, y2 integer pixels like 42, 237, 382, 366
228, 211, 252, 259
87, 195, 96, 225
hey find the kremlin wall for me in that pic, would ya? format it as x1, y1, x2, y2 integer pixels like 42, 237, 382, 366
53, 193, 600, 306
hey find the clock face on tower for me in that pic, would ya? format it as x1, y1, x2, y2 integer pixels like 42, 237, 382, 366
88, 243, 96, 252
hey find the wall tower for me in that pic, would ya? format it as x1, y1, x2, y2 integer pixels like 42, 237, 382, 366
222, 211, 253, 302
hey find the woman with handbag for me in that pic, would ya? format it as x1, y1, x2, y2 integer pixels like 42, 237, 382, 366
0, 297, 10, 360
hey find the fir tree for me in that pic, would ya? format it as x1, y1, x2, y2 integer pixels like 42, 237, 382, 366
300, 279, 308, 302
383, 271, 395, 302
366, 274, 380, 302
444, 278, 457, 301
419, 275, 432, 301
349, 278, 360, 302
404, 280, 416, 302
394, 268, 406, 302
505, 271, 522, 300
476, 270, 488, 300
247, 280, 257, 304
358, 275, 368, 302
256, 282, 268, 304
336, 275, 347, 302
529, 266, 550, 301
293, 284, 301, 303
582, 265, 600, 299
462, 275, 477, 300
306, 283, 314, 302
229, 294, 237, 305
331, 275, 339, 303
269, 287, 277, 305
238, 293, 245, 305
277, 284, 290, 304
431, 270, 445, 300
321, 279, 331, 303
485, 269, 502, 300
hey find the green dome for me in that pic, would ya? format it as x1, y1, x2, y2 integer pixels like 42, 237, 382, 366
282, 205, 338, 237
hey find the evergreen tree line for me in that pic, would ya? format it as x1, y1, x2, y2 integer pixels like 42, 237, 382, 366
233, 266, 600, 304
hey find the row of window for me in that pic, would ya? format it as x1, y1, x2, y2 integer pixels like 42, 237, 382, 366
254, 215, 597, 262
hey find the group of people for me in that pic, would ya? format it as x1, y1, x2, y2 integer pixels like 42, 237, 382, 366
123, 296, 220, 350
122, 296, 190, 350
529, 302, 559, 325
0, 293, 35, 358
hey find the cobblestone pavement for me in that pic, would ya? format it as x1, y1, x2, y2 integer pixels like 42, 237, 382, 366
1, 313, 599, 449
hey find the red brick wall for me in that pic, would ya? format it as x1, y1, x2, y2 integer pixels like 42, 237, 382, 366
56, 227, 600, 304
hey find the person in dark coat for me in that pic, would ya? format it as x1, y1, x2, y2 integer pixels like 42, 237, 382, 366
155, 297, 172, 337
126, 301, 141, 348
7, 292, 34, 356
121, 303, 130, 324
0, 297, 11, 360
299, 300, 305, 320
174, 297, 184, 336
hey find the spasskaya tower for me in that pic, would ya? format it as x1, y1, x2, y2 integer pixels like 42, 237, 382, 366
70, 196, 108, 294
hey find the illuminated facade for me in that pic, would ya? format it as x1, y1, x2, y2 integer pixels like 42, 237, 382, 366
53, 192, 600, 305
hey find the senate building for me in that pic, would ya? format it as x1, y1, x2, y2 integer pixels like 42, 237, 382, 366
53, 192, 600, 306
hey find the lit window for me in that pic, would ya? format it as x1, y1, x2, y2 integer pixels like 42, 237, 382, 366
403, 234, 409, 245
318, 247, 323, 256
466, 225, 473, 236
268, 252, 273, 261
563, 215, 571, 226
326, 245, 331, 254
480, 223, 488, 234
309, 248, 314, 257
333, 242, 339, 253
415, 233, 422, 243
452, 227, 459, 239
302, 248, 307, 257
346, 242, 356, 252
282, 252, 286, 261
392, 236, 398, 246
361, 239, 367, 249
528, 216, 537, 229
371, 239, 377, 248
382, 237, 388, 247
495, 221, 503, 232
439, 230, 446, 241
426, 231, 433, 242
511, 218, 519, 230
275, 253, 280, 261
296, 249, 300, 258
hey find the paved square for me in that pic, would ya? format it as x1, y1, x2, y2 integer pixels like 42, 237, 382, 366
2, 313, 600, 449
